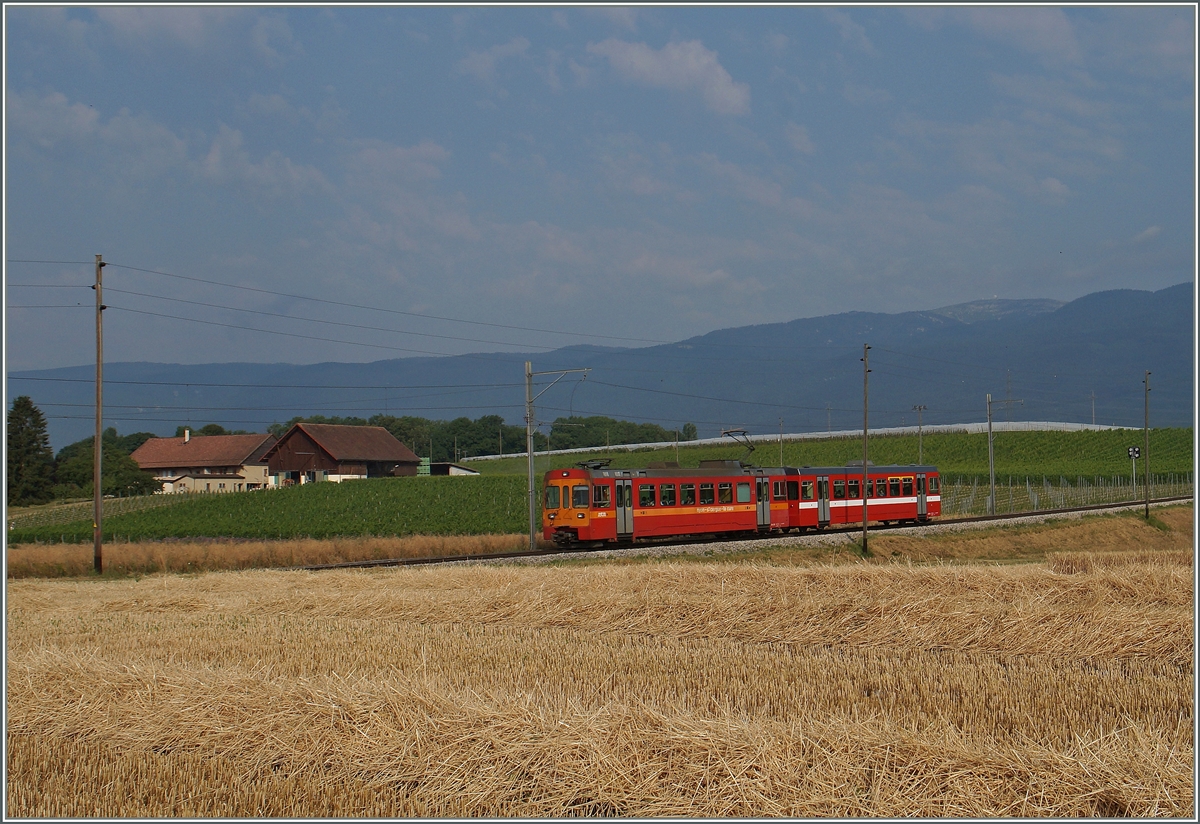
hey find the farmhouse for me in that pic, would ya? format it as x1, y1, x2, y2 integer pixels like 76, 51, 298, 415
263, 422, 422, 484
130, 430, 277, 493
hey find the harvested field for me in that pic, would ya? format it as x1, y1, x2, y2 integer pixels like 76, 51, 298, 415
6, 515, 1194, 817
5, 533, 526, 579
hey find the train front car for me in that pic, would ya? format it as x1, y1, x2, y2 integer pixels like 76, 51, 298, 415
543, 461, 804, 546
542, 467, 610, 545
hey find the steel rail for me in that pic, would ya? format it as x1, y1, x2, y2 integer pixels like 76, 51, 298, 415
284, 495, 1194, 572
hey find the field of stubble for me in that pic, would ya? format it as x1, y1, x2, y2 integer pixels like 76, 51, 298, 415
6, 507, 1194, 817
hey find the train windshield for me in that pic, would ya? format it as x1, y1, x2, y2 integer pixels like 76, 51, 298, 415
544, 485, 560, 509
572, 485, 589, 508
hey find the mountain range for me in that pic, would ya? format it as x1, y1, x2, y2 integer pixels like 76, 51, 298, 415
8, 283, 1192, 452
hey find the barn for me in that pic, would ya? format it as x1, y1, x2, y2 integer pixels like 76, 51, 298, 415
262, 423, 422, 485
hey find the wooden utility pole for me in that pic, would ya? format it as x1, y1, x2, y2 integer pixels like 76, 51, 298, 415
861, 344, 870, 554
1144, 371, 1151, 519
93, 254, 106, 573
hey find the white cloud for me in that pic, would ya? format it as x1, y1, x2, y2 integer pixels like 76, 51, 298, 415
587, 39, 750, 115
1132, 225, 1162, 243
94, 7, 244, 49
785, 122, 815, 154
917, 7, 1082, 67
200, 124, 328, 197
823, 9, 875, 53
345, 139, 450, 182
457, 37, 530, 85
588, 7, 639, 31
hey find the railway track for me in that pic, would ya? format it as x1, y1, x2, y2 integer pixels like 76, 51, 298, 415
289, 495, 1193, 572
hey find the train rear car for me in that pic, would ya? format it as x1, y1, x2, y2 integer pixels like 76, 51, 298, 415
790, 464, 940, 529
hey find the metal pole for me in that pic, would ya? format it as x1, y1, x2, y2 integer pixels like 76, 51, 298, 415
526, 361, 536, 552
862, 344, 870, 553
986, 394, 995, 515
1144, 371, 1151, 519
93, 254, 106, 573
912, 405, 926, 464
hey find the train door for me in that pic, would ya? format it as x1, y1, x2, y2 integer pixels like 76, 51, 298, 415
916, 473, 927, 521
817, 475, 830, 527
755, 476, 770, 532
614, 478, 634, 539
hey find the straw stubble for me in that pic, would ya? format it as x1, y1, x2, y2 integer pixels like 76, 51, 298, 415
6, 546, 1193, 817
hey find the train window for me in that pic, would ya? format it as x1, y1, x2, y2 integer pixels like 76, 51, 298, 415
718, 483, 733, 504
639, 484, 656, 507
817, 479, 829, 499
623, 484, 634, 508
573, 485, 590, 508
660, 484, 677, 506
848, 479, 860, 498
902, 478, 913, 497
593, 485, 611, 508
833, 480, 846, 499
699, 483, 715, 505
929, 476, 939, 493
544, 486, 560, 509
801, 480, 814, 501
787, 480, 799, 501
681, 483, 696, 505
916, 476, 925, 494
736, 482, 751, 503
772, 481, 786, 501
889, 477, 901, 497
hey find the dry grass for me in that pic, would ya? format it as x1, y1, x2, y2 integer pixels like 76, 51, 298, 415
7, 524, 1193, 817
5, 533, 526, 578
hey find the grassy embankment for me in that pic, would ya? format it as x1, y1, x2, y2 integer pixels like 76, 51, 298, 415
6, 506, 1192, 817
7, 429, 1191, 551
470, 427, 1194, 479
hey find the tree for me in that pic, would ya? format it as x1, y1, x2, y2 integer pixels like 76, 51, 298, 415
53, 430, 162, 498
682, 422, 698, 441
7, 396, 55, 505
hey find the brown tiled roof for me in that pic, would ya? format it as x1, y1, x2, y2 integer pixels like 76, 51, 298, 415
131, 434, 277, 470
267, 423, 421, 463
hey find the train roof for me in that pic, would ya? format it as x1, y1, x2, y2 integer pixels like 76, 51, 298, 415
551, 463, 939, 479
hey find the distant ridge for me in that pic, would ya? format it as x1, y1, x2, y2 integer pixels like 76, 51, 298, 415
9, 282, 1192, 450
931, 298, 1065, 324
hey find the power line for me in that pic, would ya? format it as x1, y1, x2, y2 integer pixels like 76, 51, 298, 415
8, 375, 522, 390
102, 261, 674, 346
103, 286, 564, 351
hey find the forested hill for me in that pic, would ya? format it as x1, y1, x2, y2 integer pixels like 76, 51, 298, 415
10, 282, 1192, 451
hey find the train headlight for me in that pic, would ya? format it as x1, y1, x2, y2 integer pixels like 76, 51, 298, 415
548, 513, 556, 520
577, 512, 585, 519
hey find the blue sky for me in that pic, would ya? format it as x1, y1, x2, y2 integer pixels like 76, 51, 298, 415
5, 5, 1195, 372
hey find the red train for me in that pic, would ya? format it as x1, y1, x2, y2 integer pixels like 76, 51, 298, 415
542, 459, 940, 546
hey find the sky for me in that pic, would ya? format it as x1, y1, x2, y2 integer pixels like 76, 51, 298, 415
4, 5, 1196, 373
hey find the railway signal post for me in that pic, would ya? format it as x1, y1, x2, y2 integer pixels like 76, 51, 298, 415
1128, 446, 1139, 490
